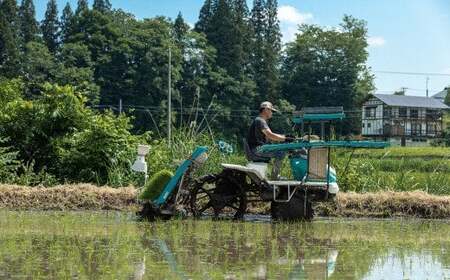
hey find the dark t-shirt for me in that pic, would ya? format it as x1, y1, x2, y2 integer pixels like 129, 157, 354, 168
247, 116, 269, 149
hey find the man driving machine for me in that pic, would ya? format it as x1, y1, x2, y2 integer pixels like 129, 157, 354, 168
246, 101, 294, 179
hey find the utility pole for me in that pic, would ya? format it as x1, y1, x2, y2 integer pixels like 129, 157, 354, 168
168, 47, 172, 146
119, 98, 122, 114
426, 76, 429, 97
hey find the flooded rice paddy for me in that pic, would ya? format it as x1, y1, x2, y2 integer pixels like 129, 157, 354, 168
0, 211, 449, 279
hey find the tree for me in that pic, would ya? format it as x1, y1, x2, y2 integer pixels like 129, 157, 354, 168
55, 43, 100, 104
250, 0, 266, 100
445, 88, 450, 106
75, 0, 89, 15
232, 0, 251, 76
60, 2, 74, 43
41, 0, 59, 53
208, 0, 247, 78
195, 0, 213, 34
281, 16, 374, 134
19, 0, 39, 44
0, 0, 21, 78
263, 0, 281, 100
173, 12, 189, 48
93, 0, 111, 13
21, 41, 57, 96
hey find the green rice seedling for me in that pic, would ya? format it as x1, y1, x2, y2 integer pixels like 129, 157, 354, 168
139, 169, 173, 201
353, 147, 450, 159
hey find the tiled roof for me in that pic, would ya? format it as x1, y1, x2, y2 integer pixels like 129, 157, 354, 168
373, 94, 449, 109
432, 89, 448, 100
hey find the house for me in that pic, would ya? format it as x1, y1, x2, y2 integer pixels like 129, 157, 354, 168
362, 94, 449, 146
432, 87, 448, 103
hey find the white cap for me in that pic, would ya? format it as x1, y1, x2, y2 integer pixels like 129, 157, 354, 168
260, 101, 279, 112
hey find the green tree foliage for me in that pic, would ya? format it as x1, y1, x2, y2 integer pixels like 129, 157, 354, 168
0, 0, 21, 78
0, 137, 20, 183
173, 12, 189, 48
93, 0, 111, 13
55, 43, 99, 104
195, 0, 213, 34
263, 0, 281, 100
0, 80, 146, 184
445, 88, 450, 106
41, 0, 59, 53
56, 111, 144, 184
60, 3, 74, 42
19, 0, 39, 44
250, 0, 282, 101
250, 0, 266, 98
208, 0, 239, 76
22, 41, 57, 96
281, 15, 374, 133
232, 0, 251, 76
75, 0, 88, 15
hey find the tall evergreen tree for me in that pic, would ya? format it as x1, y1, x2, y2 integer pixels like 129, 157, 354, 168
60, 3, 74, 42
41, 0, 59, 53
173, 12, 189, 48
263, 0, 281, 100
19, 0, 39, 44
250, 0, 266, 100
195, 0, 213, 34
75, 0, 88, 15
232, 0, 251, 75
208, 0, 239, 76
0, 0, 21, 77
93, 0, 111, 13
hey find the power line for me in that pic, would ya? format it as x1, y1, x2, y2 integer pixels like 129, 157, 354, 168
374, 70, 450, 77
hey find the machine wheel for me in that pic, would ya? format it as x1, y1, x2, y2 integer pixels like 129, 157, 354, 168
190, 171, 247, 220
271, 191, 314, 221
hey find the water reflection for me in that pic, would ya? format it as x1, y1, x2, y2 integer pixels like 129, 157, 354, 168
0, 211, 448, 279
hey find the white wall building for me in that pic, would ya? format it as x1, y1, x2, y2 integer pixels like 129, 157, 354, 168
362, 94, 449, 146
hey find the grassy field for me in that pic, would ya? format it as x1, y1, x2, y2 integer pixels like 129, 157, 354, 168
334, 147, 450, 195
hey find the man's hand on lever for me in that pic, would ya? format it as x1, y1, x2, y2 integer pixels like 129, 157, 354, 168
284, 134, 296, 143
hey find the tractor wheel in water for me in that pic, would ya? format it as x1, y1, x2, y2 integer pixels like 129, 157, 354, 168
190, 171, 247, 220
271, 191, 314, 221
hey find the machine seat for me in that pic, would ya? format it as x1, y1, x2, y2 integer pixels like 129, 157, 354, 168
243, 139, 270, 163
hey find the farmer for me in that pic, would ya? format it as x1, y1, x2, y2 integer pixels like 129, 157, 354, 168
246, 101, 293, 179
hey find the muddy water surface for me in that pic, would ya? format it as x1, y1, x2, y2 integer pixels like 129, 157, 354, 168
0, 211, 449, 279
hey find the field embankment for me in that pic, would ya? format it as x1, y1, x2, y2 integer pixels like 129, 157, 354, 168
1, 184, 449, 219
0, 184, 137, 211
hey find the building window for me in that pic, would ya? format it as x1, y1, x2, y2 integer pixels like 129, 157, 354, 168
426, 110, 438, 120
367, 123, 371, 128
410, 109, 419, 119
362, 123, 365, 128
399, 108, 407, 118
383, 107, 391, 118
411, 123, 421, 135
427, 123, 436, 134
365, 107, 376, 118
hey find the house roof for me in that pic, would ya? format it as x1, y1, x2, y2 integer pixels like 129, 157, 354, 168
432, 88, 448, 100
372, 94, 449, 109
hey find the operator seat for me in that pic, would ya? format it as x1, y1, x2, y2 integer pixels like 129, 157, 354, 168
243, 139, 270, 163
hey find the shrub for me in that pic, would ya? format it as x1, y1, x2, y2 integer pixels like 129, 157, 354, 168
56, 112, 149, 185
0, 80, 149, 186
0, 139, 20, 183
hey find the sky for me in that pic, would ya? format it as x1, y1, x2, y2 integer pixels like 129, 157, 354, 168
33, 0, 450, 97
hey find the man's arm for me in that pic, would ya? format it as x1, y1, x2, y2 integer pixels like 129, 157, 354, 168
262, 128, 286, 142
